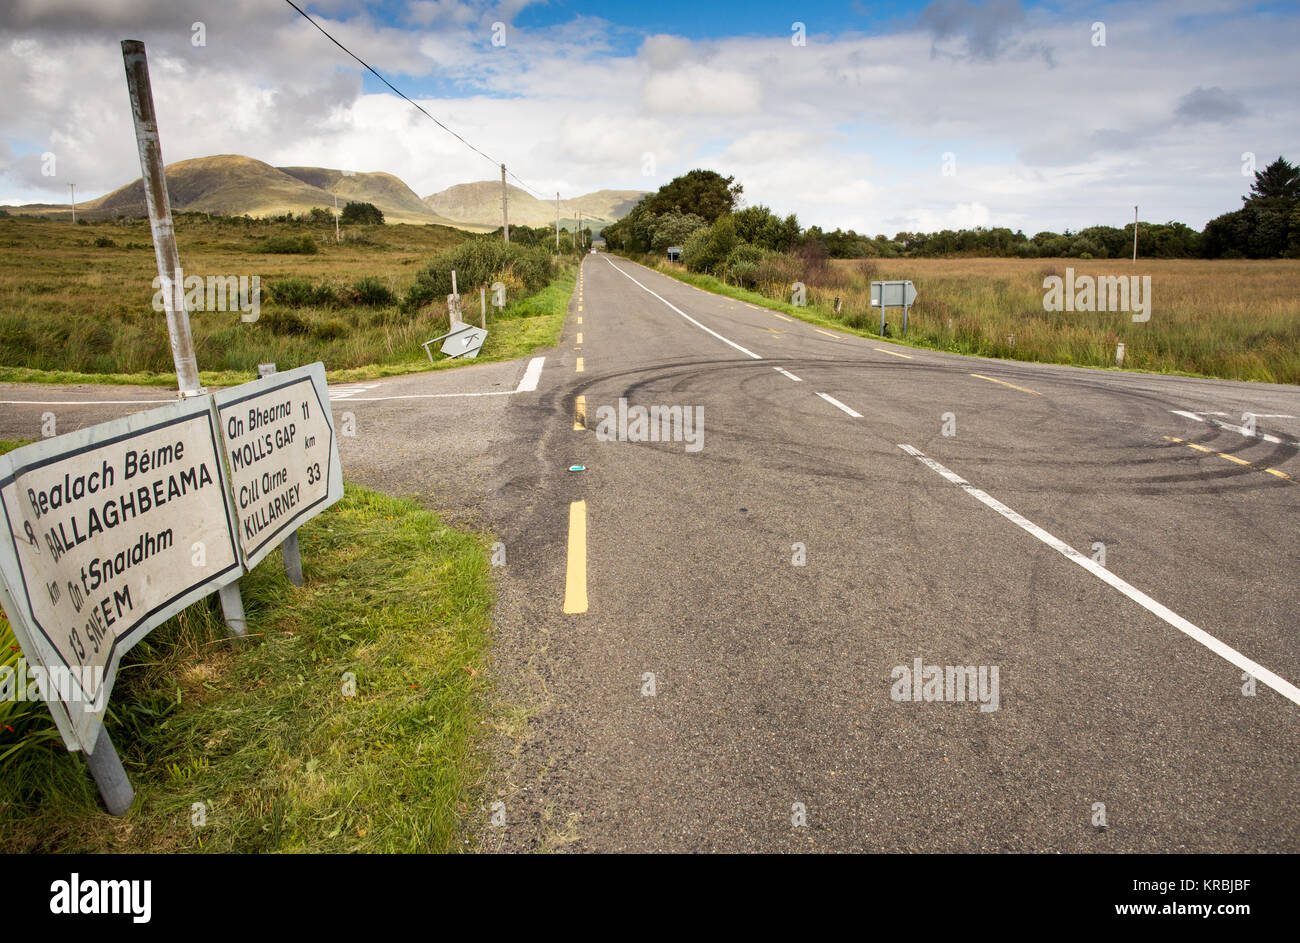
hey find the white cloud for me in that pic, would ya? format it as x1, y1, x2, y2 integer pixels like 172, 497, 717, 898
0, 0, 1296, 235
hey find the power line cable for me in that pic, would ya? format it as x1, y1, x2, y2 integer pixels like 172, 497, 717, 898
282, 0, 551, 199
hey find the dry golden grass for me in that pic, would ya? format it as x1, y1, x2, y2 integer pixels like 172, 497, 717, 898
807, 257, 1300, 384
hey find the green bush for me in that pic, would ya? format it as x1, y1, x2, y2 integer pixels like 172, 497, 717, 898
257, 235, 318, 254
403, 238, 555, 312
258, 309, 310, 335
311, 319, 348, 341
340, 201, 384, 225
723, 243, 769, 288
268, 277, 337, 307
682, 215, 737, 275
350, 276, 396, 307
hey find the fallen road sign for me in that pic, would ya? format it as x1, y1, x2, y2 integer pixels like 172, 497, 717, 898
214, 362, 343, 570
0, 396, 242, 752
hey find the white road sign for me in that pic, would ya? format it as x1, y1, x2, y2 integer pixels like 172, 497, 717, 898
441, 324, 488, 359
0, 397, 242, 752
214, 362, 343, 570
871, 280, 918, 307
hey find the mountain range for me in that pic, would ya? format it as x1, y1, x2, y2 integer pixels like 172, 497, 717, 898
5, 154, 647, 231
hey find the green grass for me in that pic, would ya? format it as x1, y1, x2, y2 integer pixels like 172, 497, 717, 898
0, 261, 577, 388
0, 480, 496, 853
623, 253, 1300, 384
0, 215, 578, 386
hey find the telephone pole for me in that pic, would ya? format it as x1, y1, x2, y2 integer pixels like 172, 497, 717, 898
333, 193, 340, 243
500, 163, 509, 244
1132, 205, 1138, 263
556, 191, 560, 250
577, 210, 582, 250
69, 183, 76, 224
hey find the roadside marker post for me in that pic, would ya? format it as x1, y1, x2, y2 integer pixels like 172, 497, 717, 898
871, 280, 918, 335
448, 268, 463, 325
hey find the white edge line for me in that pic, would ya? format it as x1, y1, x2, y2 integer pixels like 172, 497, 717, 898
774, 367, 803, 382
0, 399, 176, 406
816, 392, 863, 418
515, 356, 546, 392
603, 258, 762, 360
2, 358, 550, 408
897, 443, 1300, 707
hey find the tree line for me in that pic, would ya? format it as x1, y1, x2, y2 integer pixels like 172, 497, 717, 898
602, 159, 1300, 262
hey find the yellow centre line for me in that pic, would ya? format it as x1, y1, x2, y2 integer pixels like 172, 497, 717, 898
574, 395, 586, 430
1163, 436, 1295, 481
874, 347, 912, 359
815, 329, 841, 339
970, 373, 1042, 396
575, 357, 584, 372
576, 332, 583, 344
772, 313, 792, 322
563, 500, 588, 614
577, 316, 582, 324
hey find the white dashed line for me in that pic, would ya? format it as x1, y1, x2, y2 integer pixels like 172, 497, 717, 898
898, 443, 1300, 708
816, 392, 862, 418
774, 367, 803, 382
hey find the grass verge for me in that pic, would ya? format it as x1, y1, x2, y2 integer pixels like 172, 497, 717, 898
0, 479, 494, 853
619, 253, 1300, 384
0, 268, 576, 388
0, 213, 577, 387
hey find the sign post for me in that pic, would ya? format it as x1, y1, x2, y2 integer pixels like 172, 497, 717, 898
870, 280, 918, 335
121, 40, 203, 398
84, 729, 134, 816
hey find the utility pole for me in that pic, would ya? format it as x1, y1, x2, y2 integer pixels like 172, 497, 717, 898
1132, 205, 1138, 263
577, 210, 582, 250
121, 39, 202, 397
501, 163, 509, 244
556, 191, 560, 250
69, 183, 76, 224
333, 193, 340, 243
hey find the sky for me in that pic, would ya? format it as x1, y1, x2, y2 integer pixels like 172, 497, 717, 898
1, 0, 1297, 235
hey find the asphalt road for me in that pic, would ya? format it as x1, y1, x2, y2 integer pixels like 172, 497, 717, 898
3, 254, 1296, 852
